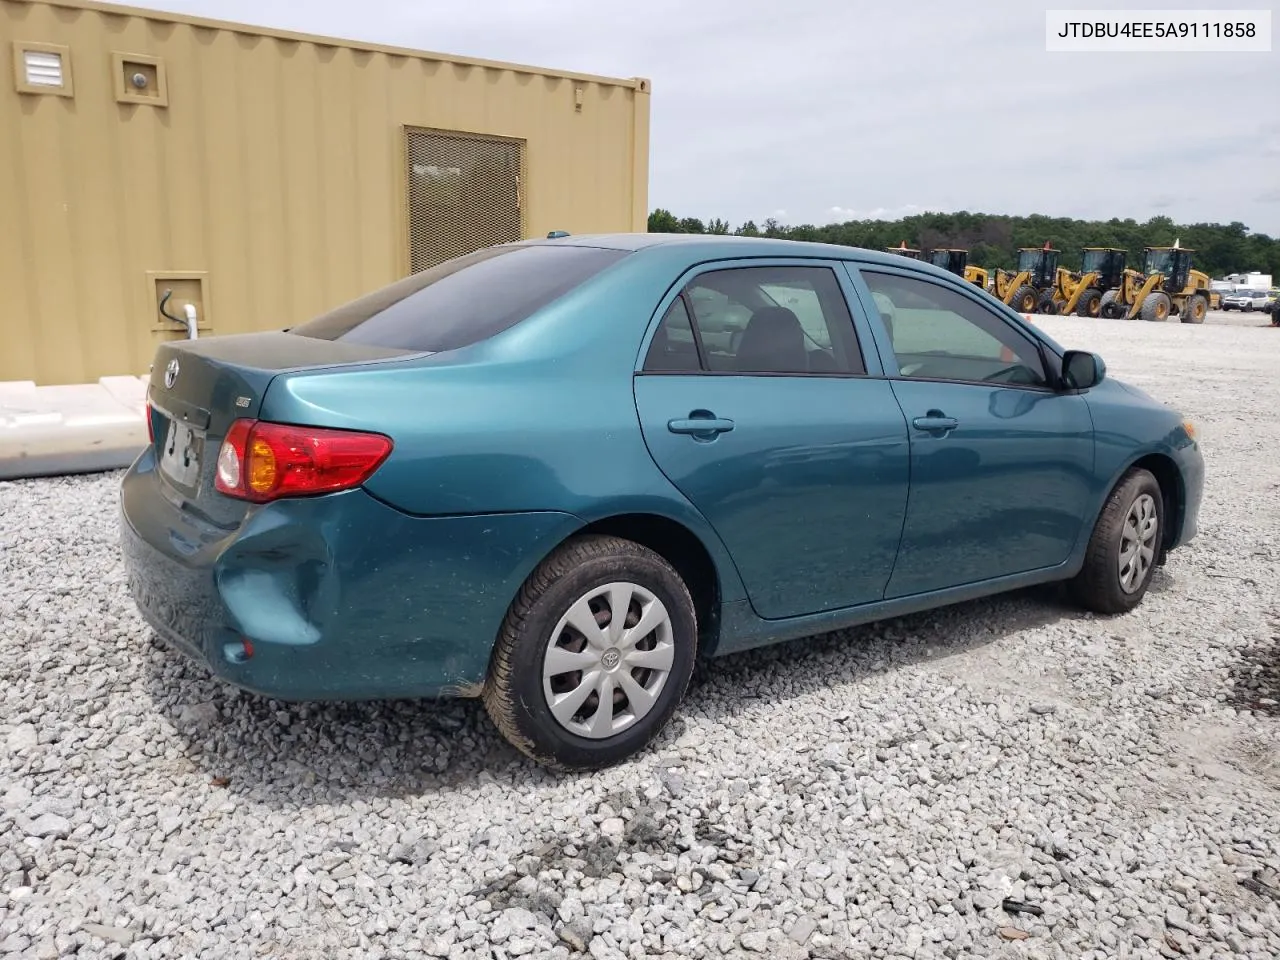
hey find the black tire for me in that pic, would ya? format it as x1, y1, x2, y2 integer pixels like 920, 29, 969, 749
482, 534, 697, 771
1037, 292, 1059, 315
1140, 292, 1172, 322
1244, 302, 1254, 313
1075, 289, 1102, 318
1099, 290, 1123, 319
1067, 468, 1164, 615
1181, 294, 1207, 324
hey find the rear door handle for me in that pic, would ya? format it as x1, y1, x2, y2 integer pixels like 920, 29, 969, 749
912, 413, 958, 433
668, 413, 735, 437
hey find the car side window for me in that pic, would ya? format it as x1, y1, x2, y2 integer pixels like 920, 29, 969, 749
860, 270, 1049, 388
642, 296, 702, 372
644, 265, 865, 375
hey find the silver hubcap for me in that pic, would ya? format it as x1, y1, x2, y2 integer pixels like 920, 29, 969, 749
542, 581, 675, 739
1118, 493, 1159, 594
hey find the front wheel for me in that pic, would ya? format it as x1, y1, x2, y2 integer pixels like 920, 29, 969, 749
1068, 468, 1164, 615
1011, 285, 1039, 313
1140, 292, 1172, 322
482, 534, 697, 771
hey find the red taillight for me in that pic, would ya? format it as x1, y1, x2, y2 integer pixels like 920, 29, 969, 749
145, 403, 155, 445
213, 419, 393, 503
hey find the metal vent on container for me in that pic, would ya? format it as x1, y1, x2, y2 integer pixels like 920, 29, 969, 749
404, 126, 524, 273
23, 50, 64, 86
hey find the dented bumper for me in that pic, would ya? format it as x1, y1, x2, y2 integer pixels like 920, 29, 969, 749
119, 447, 583, 701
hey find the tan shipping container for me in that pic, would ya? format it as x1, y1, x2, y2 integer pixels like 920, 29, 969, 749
1, 0, 651, 385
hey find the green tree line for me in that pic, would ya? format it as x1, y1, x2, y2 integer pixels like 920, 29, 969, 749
647, 208, 1279, 281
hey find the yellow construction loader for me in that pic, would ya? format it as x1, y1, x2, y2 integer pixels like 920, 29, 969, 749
1103, 242, 1213, 323
886, 241, 924, 260
991, 243, 1059, 313
1053, 247, 1128, 318
1035, 264, 1087, 314
926, 248, 990, 289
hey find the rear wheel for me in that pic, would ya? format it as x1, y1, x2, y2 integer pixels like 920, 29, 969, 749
482, 534, 697, 771
1037, 292, 1059, 315
1011, 285, 1038, 313
1068, 468, 1164, 615
1181, 294, 1207, 324
1075, 289, 1102, 318
1140, 292, 1172, 322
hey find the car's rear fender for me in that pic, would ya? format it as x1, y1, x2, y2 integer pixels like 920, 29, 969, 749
262, 364, 667, 513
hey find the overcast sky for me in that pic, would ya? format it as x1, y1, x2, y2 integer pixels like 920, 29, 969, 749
132, 0, 1279, 235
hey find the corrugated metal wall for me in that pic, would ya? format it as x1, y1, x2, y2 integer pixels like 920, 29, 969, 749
1, 0, 651, 385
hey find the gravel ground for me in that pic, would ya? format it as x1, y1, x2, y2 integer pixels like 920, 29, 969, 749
1204, 308, 1276, 329
2, 315, 1279, 960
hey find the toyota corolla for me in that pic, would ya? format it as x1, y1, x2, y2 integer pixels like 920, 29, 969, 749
120, 233, 1204, 770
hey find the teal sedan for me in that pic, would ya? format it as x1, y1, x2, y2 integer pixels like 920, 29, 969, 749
120, 233, 1204, 771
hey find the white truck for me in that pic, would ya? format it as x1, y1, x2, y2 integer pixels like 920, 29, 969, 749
1222, 271, 1273, 291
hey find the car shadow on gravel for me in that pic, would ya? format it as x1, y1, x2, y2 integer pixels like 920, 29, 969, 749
683, 581, 1082, 715
139, 577, 1141, 806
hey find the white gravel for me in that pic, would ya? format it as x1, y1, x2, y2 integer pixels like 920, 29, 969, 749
3, 313, 1280, 960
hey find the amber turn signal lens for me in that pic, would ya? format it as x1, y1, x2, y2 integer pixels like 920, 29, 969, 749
247, 435, 279, 493
1182, 420, 1197, 441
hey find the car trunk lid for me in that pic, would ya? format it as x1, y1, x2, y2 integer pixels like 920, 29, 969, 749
146, 332, 418, 527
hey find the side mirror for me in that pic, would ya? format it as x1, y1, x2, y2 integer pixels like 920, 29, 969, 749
1062, 350, 1105, 390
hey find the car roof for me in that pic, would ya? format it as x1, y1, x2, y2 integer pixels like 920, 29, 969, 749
526, 232, 948, 271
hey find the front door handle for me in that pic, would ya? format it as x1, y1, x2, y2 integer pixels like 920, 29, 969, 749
912, 411, 958, 433
668, 411, 735, 438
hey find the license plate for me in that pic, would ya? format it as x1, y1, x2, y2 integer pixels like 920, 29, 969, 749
159, 418, 204, 489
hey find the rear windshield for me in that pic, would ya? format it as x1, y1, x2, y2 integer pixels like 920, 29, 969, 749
289, 243, 629, 352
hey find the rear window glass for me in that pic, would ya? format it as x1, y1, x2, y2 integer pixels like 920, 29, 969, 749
289, 244, 629, 352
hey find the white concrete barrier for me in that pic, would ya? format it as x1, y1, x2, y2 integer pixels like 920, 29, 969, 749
0, 375, 148, 481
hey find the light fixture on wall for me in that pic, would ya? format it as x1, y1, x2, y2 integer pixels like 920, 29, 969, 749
113, 52, 168, 106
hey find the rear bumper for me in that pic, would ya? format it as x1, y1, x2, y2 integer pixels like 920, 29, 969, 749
120, 448, 583, 701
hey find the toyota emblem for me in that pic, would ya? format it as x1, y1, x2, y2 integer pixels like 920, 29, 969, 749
164, 358, 180, 389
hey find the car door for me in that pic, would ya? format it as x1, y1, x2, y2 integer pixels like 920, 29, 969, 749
846, 263, 1095, 599
632, 260, 911, 621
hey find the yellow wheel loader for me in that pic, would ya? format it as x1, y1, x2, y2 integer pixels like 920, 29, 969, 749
1111, 244, 1213, 323
992, 243, 1059, 313
887, 241, 924, 260
1057, 247, 1128, 318
1036, 264, 1087, 315
927, 248, 990, 289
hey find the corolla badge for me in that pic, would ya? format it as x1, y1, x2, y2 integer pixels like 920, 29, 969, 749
164, 358, 180, 389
